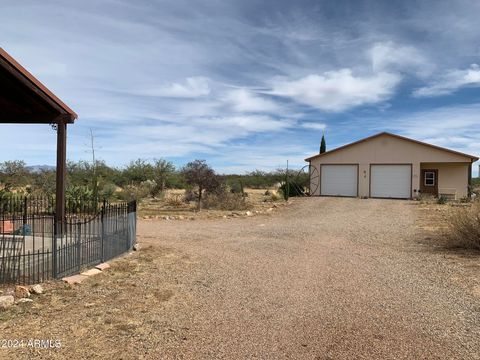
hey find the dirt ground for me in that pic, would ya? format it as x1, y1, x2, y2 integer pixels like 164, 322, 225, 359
1, 197, 479, 359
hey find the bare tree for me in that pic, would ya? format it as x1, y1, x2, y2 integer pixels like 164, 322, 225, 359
88, 128, 98, 199
182, 160, 220, 210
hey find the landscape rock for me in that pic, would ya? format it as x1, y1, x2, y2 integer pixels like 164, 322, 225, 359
245, 211, 253, 216
62, 274, 88, 285
133, 243, 140, 251
81, 268, 102, 276
17, 298, 33, 304
30, 284, 44, 295
95, 263, 111, 271
15, 285, 30, 298
0, 295, 15, 309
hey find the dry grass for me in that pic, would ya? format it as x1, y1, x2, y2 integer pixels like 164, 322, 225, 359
444, 201, 480, 250
138, 188, 285, 219
201, 192, 250, 211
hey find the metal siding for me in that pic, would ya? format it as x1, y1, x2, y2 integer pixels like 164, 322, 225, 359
321, 165, 358, 196
371, 165, 411, 198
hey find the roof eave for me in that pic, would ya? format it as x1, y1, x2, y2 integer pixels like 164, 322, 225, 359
0, 47, 78, 122
305, 132, 479, 162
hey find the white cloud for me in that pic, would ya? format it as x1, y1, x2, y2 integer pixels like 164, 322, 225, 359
270, 69, 400, 112
301, 122, 326, 130
136, 76, 211, 98
194, 115, 295, 134
413, 64, 480, 97
370, 41, 432, 76
223, 88, 281, 113
378, 104, 480, 174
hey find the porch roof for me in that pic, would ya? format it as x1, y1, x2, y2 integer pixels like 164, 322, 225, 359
0, 47, 77, 124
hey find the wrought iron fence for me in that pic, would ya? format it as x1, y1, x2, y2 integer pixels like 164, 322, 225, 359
0, 196, 136, 285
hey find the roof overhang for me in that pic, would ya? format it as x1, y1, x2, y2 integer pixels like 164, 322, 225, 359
305, 132, 479, 162
0, 47, 77, 124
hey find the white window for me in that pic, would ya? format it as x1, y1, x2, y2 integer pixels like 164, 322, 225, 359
424, 171, 435, 186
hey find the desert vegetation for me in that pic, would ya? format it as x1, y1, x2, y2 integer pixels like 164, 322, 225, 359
444, 201, 480, 250
417, 179, 480, 251
0, 159, 310, 215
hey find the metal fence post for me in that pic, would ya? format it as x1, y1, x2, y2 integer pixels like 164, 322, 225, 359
22, 196, 27, 231
101, 199, 106, 262
52, 213, 57, 278
76, 221, 81, 273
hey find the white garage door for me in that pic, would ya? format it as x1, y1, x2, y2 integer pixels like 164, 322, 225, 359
370, 165, 411, 199
321, 165, 358, 197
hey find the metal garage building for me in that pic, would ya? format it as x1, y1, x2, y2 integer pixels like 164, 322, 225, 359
306, 132, 478, 200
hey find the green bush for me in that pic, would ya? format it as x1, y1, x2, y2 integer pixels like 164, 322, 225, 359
99, 183, 117, 201
229, 181, 244, 194
437, 195, 448, 204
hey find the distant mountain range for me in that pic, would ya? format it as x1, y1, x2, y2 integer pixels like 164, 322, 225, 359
26, 165, 55, 173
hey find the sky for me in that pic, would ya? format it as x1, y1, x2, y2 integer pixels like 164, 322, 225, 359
0, 0, 479, 175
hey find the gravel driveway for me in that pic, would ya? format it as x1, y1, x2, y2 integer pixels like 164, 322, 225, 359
137, 197, 480, 359
1, 197, 479, 359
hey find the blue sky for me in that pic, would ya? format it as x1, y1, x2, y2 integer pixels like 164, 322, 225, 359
0, 0, 479, 175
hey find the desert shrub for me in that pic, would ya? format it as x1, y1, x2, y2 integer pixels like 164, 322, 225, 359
99, 183, 117, 201
270, 193, 280, 201
279, 181, 305, 198
444, 202, 480, 250
437, 195, 448, 204
202, 191, 249, 211
118, 184, 150, 202
472, 177, 480, 187
165, 194, 184, 207
229, 180, 244, 194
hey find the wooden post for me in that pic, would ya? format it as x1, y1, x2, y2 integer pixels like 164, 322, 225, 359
55, 122, 67, 227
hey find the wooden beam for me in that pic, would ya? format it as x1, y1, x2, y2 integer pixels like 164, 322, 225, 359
55, 121, 67, 229
0, 113, 73, 124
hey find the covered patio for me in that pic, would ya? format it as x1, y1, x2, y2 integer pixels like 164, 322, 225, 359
0, 47, 77, 224
0, 48, 137, 284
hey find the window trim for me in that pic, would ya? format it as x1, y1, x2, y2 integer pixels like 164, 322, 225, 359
424, 171, 435, 187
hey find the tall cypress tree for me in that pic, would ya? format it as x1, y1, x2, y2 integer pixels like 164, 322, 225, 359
320, 133, 326, 154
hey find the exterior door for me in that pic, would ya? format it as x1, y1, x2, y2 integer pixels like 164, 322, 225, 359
420, 169, 438, 196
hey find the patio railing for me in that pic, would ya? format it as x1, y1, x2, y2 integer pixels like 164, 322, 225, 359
0, 196, 136, 285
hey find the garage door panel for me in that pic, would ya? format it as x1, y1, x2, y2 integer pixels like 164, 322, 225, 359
370, 165, 411, 199
321, 165, 358, 197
